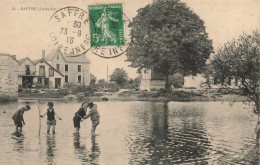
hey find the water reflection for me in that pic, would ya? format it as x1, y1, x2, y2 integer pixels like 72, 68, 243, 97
46, 135, 56, 163
127, 102, 211, 164
12, 132, 25, 153
90, 135, 100, 164
73, 133, 89, 162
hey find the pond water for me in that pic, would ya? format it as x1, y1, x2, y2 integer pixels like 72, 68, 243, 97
0, 101, 259, 164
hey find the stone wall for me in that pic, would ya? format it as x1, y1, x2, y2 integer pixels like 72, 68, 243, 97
0, 54, 18, 101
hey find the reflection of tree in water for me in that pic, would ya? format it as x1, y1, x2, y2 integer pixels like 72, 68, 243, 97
46, 135, 56, 163
127, 102, 211, 164
232, 125, 260, 164
73, 133, 100, 164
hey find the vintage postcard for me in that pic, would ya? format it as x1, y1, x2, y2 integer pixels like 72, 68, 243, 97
0, 0, 260, 164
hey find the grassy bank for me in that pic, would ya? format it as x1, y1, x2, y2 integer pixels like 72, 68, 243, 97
18, 88, 248, 102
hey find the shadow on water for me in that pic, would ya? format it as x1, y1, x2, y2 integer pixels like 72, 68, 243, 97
46, 135, 56, 163
127, 102, 211, 164
73, 133, 100, 164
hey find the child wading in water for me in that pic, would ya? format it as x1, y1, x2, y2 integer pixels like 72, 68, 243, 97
82, 102, 100, 135
73, 102, 88, 133
40, 102, 62, 134
12, 105, 31, 133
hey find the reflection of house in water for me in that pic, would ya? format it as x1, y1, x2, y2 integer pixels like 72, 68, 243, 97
17, 50, 91, 89
0, 54, 19, 100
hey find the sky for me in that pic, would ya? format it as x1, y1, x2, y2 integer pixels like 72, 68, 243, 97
0, 0, 259, 80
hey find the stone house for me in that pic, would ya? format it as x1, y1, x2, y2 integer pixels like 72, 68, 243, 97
0, 54, 19, 100
140, 70, 165, 91
45, 49, 91, 85
140, 69, 207, 91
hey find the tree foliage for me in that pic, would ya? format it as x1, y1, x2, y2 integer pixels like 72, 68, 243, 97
90, 73, 97, 87
210, 30, 260, 115
126, 0, 213, 90
109, 68, 129, 87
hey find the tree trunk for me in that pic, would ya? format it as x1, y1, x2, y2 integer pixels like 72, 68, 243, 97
164, 74, 170, 91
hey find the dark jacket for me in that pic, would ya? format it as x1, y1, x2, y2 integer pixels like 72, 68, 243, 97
47, 108, 55, 121
75, 108, 86, 119
12, 107, 25, 122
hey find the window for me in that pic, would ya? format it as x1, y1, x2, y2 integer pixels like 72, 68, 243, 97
57, 54, 59, 60
39, 65, 45, 76
78, 75, 81, 83
65, 64, 68, 72
25, 65, 30, 75
56, 64, 60, 71
38, 78, 42, 84
49, 68, 54, 76
65, 75, 68, 82
78, 65, 81, 72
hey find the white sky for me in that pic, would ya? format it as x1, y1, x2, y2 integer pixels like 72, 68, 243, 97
0, 0, 259, 80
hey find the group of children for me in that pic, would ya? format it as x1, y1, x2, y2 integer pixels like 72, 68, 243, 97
12, 102, 100, 135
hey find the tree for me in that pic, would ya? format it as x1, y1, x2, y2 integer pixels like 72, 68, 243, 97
90, 73, 97, 87
110, 68, 129, 87
96, 79, 107, 88
126, 0, 213, 91
210, 30, 260, 117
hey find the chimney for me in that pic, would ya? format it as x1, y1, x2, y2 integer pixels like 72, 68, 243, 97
12, 55, 16, 59
42, 50, 45, 59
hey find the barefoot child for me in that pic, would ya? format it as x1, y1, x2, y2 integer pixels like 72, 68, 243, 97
73, 102, 88, 133
40, 102, 62, 134
83, 102, 100, 135
12, 105, 31, 133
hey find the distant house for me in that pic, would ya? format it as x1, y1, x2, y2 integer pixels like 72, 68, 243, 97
16, 49, 91, 89
45, 49, 91, 85
33, 58, 64, 89
140, 70, 165, 91
0, 54, 19, 100
140, 69, 208, 91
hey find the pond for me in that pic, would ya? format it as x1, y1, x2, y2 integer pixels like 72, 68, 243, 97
0, 101, 259, 164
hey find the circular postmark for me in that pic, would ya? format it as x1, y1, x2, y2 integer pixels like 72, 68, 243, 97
88, 4, 131, 58
49, 6, 91, 56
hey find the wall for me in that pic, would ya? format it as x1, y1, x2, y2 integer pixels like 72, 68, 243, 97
0, 55, 18, 101
184, 75, 206, 89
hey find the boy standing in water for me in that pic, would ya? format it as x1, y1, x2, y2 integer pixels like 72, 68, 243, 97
73, 102, 88, 133
12, 105, 31, 133
40, 102, 62, 134
83, 102, 100, 135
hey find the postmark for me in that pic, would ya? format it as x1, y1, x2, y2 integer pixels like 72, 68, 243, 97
49, 6, 91, 56
88, 4, 131, 58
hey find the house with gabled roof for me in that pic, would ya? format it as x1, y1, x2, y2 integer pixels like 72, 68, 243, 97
45, 49, 91, 85
17, 57, 37, 87
33, 57, 64, 89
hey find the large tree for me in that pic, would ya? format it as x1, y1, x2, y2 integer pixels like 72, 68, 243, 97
126, 0, 213, 90
110, 68, 129, 87
210, 30, 260, 116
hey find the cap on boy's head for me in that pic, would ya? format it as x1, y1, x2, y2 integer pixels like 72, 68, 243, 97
25, 105, 31, 110
81, 102, 88, 109
48, 102, 54, 107
88, 102, 94, 108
